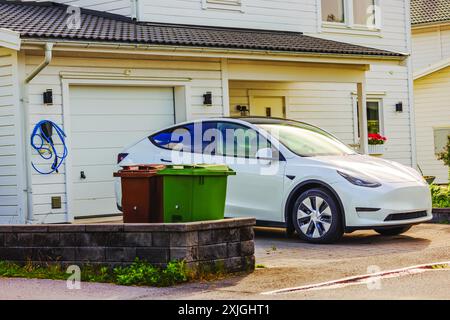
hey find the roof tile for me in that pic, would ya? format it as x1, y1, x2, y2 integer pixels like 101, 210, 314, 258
411, 0, 450, 25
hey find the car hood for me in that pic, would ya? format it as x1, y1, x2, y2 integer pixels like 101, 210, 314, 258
310, 155, 424, 183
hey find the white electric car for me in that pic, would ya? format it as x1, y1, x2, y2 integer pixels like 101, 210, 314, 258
115, 117, 432, 244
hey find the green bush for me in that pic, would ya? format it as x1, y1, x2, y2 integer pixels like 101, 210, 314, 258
0, 259, 190, 287
431, 184, 450, 208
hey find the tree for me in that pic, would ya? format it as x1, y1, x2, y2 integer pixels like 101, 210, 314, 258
437, 135, 450, 181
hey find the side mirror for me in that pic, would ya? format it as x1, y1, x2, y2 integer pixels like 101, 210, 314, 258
255, 148, 273, 165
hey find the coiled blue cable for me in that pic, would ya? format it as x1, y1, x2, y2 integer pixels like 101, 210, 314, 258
31, 120, 68, 175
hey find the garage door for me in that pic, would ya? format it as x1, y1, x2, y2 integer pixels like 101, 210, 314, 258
69, 85, 175, 218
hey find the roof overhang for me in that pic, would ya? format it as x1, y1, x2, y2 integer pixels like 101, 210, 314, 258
20, 38, 406, 71
0, 28, 20, 51
414, 56, 450, 80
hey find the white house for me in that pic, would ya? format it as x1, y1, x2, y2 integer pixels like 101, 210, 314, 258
411, 0, 450, 184
0, 0, 415, 224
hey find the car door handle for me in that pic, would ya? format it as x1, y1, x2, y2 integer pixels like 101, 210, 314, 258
161, 159, 172, 163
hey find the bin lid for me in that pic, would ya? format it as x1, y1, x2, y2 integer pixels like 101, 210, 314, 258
156, 164, 236, 176
113, 164, 166, 178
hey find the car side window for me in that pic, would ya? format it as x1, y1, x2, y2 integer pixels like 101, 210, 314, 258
216, 122, 271, 158
151, 122, 218, 154
151, 124, 194, 152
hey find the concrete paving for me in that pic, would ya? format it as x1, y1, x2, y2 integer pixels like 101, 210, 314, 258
0, 224, 449, 300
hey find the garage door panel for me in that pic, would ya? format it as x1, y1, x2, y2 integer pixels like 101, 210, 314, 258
71, 148, 123, 166
73, 181, 116, 200
70, 85, 175, 218
71, 131, 151, 149
70, 86, 173, 99
70, 115, 174, 132
71, 99, 174, 115
72, 165, 117, 183
73, 198, 118, 218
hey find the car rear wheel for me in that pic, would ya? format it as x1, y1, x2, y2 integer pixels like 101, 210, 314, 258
292, 188, 343, 244
374, 226, 412, 236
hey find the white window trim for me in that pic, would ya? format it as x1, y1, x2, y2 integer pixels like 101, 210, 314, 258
352, 93, 385, 144
202, 0, 245, 13
433, 126, 450, 155
321, 0, 382, 35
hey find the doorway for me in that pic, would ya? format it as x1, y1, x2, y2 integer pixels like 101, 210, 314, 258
250, 96, 286, 118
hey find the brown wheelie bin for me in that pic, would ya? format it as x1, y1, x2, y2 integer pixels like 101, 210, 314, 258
113, 165, 165, 223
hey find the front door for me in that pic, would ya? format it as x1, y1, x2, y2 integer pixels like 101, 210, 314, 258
251, 97, 285, 118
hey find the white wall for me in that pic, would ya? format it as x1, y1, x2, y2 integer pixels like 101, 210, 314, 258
315, 0, 409, 54
0, 49, 24, 224
137, 0, 317, 32
414, 66, 450, 184
24, 52, 223, 222
29, 0, 133, 16
412, 25, 450, 71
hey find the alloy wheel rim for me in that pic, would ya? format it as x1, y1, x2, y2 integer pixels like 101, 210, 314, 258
297, 196, 333, 239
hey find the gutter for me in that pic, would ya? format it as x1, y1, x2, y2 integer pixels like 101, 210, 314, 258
25, 42, 53, 83
20, 39, 407, 62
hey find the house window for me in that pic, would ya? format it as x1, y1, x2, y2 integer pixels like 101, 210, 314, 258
353, 0, 376, 26
355, 99, 383, 140
434, 128, 450, 154
321, 0, 378, 29
321, 0, 345, 23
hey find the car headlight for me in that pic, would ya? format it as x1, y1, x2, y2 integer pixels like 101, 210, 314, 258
337, 170, 381, 188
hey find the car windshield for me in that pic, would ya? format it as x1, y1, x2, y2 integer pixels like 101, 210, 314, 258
256, 122, 357, 157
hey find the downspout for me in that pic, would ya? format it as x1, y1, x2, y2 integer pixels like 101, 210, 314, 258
25, 42, 53, 83
23, 42, 53, 223
404, 1, 417, 168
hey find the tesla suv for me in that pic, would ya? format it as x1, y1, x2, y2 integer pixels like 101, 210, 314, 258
115, 117, 432, 244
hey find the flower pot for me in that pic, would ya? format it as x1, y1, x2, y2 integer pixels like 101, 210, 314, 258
368, 144, 385, 155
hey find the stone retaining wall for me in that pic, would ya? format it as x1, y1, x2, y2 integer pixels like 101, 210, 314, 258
432, 208, 450, 223
0, 218, 256, 274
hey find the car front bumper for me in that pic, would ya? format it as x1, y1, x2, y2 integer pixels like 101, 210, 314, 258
331, 180, 433, 229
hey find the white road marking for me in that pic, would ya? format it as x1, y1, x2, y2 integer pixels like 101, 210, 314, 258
261, 261, 450, 295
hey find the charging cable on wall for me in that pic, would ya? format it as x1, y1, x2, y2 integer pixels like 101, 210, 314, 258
31, 120, 68, 175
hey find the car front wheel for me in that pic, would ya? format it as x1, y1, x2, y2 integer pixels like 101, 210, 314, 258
292, 188, 343, 244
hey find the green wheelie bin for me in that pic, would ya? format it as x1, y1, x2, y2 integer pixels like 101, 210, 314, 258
156, 164, 236, 223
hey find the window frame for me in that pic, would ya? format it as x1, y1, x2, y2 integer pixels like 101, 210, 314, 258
320, 0, 381, 33
433, 127, 450, 155
352, 95, 385, 144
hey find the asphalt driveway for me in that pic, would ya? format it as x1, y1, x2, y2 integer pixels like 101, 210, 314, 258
0, 224, 449, 300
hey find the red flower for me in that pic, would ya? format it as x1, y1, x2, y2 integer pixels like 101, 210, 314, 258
368, 133, 387, 145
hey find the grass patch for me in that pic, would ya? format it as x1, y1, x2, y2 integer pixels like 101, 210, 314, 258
255, 264, 266, 269
431, 185, 450, 208
0, 259, 192, 287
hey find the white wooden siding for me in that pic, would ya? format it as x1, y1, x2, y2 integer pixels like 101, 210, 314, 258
414, 66, 450, 184
229, 81, 357, 143
25, 53, 223, 222
412, 25, 450, 72
137, 0, 317, 32
315, 0, 409, 53
0, 49, 23, 224
30, 0, 132, 16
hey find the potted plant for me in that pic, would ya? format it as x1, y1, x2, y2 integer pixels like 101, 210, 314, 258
368, 133, 387, 155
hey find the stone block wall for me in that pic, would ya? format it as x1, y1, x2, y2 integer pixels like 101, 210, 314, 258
0, 218, 256, 273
